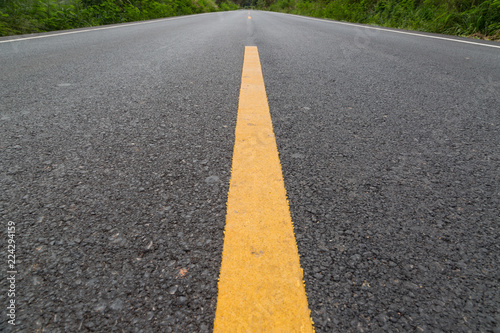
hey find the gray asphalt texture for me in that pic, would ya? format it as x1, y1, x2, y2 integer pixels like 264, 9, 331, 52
1, 10, 499, 333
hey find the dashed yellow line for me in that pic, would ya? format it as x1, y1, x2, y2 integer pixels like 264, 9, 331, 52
214, 46, 314, 332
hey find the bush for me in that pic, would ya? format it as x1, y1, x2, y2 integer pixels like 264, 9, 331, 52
0, 0, 239, 36
261, 0, 500, 39
219, 1, 239, 10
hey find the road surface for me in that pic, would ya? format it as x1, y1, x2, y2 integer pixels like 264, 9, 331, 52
1, 10, 499, 332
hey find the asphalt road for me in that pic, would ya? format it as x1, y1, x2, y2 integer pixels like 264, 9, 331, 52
1, 10, 499, 333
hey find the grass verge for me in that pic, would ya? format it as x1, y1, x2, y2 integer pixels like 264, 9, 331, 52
0, 0, 239, 36
261, 0, 500, 40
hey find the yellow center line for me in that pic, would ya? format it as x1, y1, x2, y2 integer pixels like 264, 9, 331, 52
214, 46, 314, 332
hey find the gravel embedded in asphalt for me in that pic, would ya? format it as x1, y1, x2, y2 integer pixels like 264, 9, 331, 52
1, 10, 499, 332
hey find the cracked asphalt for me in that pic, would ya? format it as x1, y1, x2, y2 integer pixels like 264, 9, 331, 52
1, 10, 499, 333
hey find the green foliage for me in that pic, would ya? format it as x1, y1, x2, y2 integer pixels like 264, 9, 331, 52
0, 9, 14, 36
219, 1, 239, 10
0, 0, 238, 36
258, 0, 500, 39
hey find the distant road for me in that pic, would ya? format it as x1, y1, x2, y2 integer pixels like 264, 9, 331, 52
1, 10, 499, 332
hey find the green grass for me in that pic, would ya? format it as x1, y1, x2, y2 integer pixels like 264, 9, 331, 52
2, 0, 497, 39
263, 0, 500, 40
0, 0, 239, 36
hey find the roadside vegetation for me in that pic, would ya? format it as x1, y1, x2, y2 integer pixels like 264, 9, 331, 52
1, 0, 498, 40
0, 0, 238, 36
249, 0, 500, 40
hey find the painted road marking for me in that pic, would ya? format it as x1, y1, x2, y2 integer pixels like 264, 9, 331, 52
0, 12, 215, 44
214, 46, 314, 332
269, 12, 500, 49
